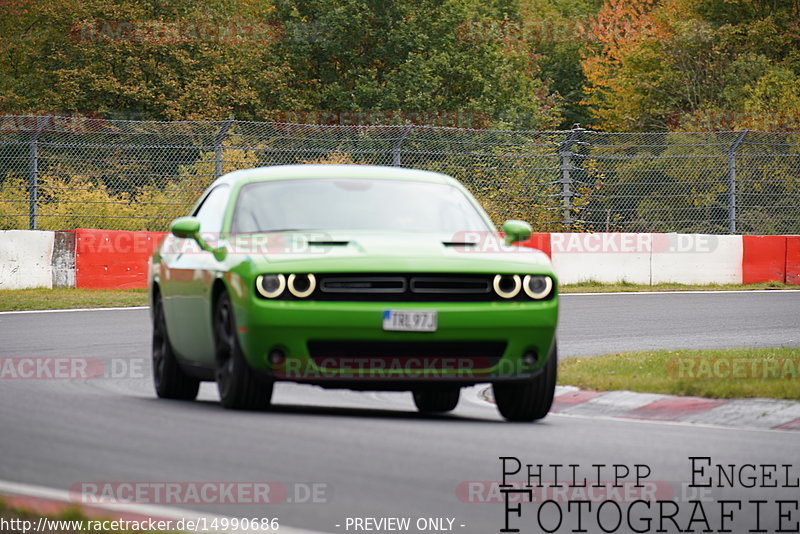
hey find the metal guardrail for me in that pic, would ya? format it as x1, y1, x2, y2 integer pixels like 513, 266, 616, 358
1, 115, 798, 234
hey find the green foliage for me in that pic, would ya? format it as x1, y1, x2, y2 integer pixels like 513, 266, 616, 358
0, 0, 293, 120
1, 0, 799, 235
2, 0, 798, 132
0, 174, 28, 229
582, 0, 800, 131
0, 0, 573, 129
517, 0, 604, 128
267, 0, 563, 129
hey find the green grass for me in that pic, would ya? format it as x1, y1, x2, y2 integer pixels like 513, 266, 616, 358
559, 348, 800, 400
560, 280, 798, 293
0, 288, 148, 311
0, 497, 183, 533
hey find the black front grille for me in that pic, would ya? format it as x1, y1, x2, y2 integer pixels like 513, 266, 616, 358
409, 276, 491, 294
310, 273, 503, 302
308, 341, 506, 369
319, 276, 407, 293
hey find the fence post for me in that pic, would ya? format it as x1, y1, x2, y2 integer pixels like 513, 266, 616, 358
28, 131, 39, 230
214, 119, 234, 178
727, 130, 748, 234
559, 127, 582, 227
392, 124, 413, 166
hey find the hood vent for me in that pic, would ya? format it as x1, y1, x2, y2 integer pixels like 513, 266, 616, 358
308, 241, 350, 246
442, 241, 478, 247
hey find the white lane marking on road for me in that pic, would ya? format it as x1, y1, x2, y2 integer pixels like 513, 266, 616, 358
2, 289, 797, 315
0, 479, 330, 534
0, 306, 148, 315
548, 412, 798, 435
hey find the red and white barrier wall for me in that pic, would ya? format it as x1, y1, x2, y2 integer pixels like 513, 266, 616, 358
1, 229, 798, 289
0, 230, 74, 289
0, 229, 161, 290
519, 232, 799, 286
74, 229, 166, 289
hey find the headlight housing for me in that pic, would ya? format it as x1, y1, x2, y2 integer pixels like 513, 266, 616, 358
493, 274, 522, 299
256, 272, 552, 301
523, 274, 553, 300
287, 273, 316, 298
256, 274, 286, 299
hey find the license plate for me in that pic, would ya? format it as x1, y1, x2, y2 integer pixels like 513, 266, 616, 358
382, 310, 438, 332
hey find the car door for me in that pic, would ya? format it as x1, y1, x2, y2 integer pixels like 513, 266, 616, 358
161, 184, 231, 365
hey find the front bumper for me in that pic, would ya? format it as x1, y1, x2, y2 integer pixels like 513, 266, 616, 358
233, 297, 558, 385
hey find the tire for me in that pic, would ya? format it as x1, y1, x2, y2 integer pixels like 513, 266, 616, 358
152, 293, 200, 400
214, 292, 273, 410
493, 342, 557, 422
413, 387, 460, 414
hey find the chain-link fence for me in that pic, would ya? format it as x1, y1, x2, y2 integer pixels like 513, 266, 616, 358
1, 115, 799, 234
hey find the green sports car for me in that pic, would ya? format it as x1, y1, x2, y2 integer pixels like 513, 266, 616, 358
149, 164, 559, 421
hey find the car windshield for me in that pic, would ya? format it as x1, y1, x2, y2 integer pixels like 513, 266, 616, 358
231, 178, 493, 233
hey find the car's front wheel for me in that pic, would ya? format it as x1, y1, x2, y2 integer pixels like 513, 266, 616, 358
413, 387, 460, 414
152, 293, 200, 400
493, 342, 557, 422
214, 292, 273, 410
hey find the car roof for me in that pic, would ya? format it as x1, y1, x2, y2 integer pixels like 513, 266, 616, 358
212, 164, 459, 187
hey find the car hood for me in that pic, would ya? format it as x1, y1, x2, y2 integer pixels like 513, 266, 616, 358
226, 230, 553, 274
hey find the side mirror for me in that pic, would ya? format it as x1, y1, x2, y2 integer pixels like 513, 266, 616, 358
170, 217, 201, 239
169, 217, 226, 260
502, 220, 532, 245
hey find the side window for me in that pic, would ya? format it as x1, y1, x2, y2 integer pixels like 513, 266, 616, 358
193, 185, 230, 234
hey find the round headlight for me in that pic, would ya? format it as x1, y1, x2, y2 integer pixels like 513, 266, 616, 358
523, 275, 553, 300
288, 273, 316, 298
493, 274, 522, 299
256, 274, 286, 299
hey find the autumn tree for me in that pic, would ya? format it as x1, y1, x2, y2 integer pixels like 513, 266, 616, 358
0, 0, 570, 128
582, 0, 800, 131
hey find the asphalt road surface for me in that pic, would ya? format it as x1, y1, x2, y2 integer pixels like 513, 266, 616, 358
1, 291, 798, 533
